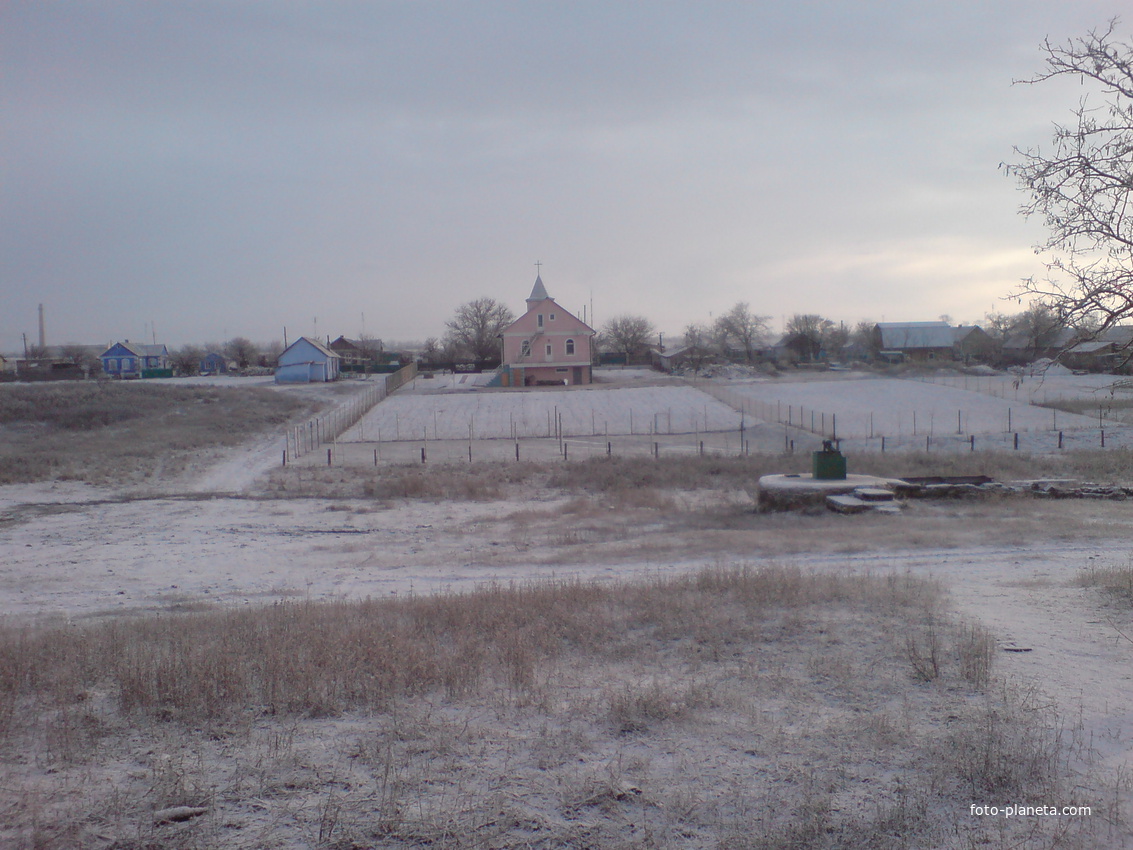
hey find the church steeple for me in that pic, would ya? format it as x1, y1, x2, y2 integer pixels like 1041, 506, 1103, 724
527, 274, 550, 304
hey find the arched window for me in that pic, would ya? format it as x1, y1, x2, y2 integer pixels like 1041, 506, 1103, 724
565, 339, 575, 355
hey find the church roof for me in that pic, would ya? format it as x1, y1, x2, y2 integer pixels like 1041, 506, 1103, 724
527, 275, 550, 302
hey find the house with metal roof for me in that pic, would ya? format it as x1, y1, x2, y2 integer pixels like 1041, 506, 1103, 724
100, 341, 171, 378
275, 336, 341, 383
1062, 327, 1133, 372
871, 322, 994, 364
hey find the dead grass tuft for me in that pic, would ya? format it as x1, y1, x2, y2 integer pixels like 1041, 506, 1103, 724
1077, 562, 1133, 605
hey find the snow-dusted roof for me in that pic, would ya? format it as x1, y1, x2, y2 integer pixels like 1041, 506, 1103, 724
283, 336, 339, 359
876, 322, 954, 350
102, 341, 167, 358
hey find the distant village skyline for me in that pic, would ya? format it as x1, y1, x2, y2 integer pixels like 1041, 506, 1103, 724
5, 281, 1016, 358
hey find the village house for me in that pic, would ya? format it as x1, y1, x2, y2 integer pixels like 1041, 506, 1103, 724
100, 341, 171, 378
274, 336, 341, 383
871, 322, 991, 364
329, 336, 383, 372
198, 351, 232, 375
951, 325, 997, 363
498, 275, 596, 386
651, 343, 716, 373
1061, 327, 1133, 372
1001, 327, 1076, 365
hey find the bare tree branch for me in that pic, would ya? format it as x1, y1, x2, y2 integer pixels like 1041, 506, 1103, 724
1006, 19, 1133, 341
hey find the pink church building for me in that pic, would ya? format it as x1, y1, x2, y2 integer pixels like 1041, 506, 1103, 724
499, 275, 596, 386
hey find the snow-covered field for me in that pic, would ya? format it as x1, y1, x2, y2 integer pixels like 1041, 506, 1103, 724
340, 384, 745, 442
330, 370, 1133, 456
710, 376, 1102, 437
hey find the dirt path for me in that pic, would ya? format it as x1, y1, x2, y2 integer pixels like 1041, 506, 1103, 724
185, 432, 289, 493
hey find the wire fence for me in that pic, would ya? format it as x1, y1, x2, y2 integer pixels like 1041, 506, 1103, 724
285, 362, 417, 460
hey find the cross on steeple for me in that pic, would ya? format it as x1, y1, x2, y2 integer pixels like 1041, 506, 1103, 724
534, 260, 542, 276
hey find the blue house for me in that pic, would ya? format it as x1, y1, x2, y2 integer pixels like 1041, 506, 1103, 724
275, 337, 341, 383
100, 341, 170, 378
199, 351, 231, 375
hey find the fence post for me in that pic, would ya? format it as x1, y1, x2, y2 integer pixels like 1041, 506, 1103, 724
1014, 433, 1019, 450
327, 448, 332, 466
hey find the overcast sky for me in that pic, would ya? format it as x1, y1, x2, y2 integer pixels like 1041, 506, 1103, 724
0, 1, 1125, 352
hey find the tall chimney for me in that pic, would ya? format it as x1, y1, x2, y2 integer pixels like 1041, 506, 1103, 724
38, 304, 45, 349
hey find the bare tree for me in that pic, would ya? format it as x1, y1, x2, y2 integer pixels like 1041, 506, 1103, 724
1008, 303, 1067, 360
601, 314, 655, 361
785, 314, 835, 361
849, 320, 880, 360
171, 345, 203, 376
444, 298, 514, 361
1005, 20, 1133, 340
59, 343, 101, 374
983, 311, 1016, 343
224, 337, 259, 369
680, 322, 715, 373
421, 337, 441, 366
259, 340, 284, 367
715, 302, 771, 362
357, 333, 383, 365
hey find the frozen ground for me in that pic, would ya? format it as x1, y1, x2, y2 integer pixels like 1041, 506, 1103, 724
2, 368, 1132, 836
3, 478, 1132, 797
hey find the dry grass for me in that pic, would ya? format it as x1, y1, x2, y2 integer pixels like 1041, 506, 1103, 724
268, 448, 1133, 504
1077, 562, 1133, 606
0, 567, 1112, 849
0, 382, 310, 485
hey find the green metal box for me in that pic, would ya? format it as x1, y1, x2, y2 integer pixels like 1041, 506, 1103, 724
812, 441, 847, 480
